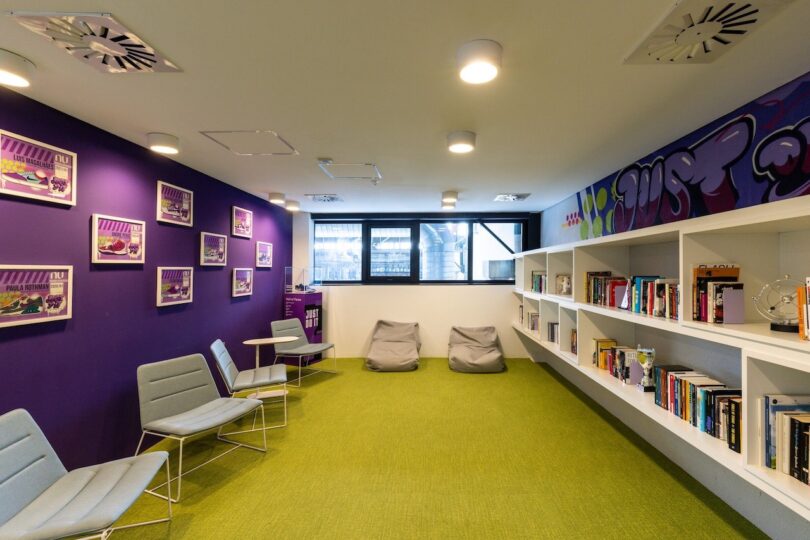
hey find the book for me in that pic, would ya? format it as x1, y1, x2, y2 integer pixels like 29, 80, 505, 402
704, 388, 741, 435
708, 282, 744, 323
531, 270, 547, 293
728, 397, 742, 453
593, 338, 617, 369
722, 287, 745, 324
692, 264, 739, 321
763, 395, 810, 468
653, 279, 678, 317
570, 329, 577, 354
654, 364, 690, 409
788, 414, 810, 483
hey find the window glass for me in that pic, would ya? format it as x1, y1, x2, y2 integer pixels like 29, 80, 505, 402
369, 226, 412, 277
472, 222, 522, 280
313, 223, 362, 281
419, 222, 469, 280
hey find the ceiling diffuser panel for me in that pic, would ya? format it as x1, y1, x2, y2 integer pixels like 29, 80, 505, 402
199, 130, 298, 156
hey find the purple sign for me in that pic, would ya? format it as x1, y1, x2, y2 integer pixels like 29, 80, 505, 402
92, 214, 145, 264
256, 241, 273, 267
232, 268, 253, 297
232, 206, 253, 238
0, 130, 77, 206
156, 267, 193, 306
156, 180, 193, 227
283, 292, 322, 343
0, 266, 72, 328
199, 232, 227, 266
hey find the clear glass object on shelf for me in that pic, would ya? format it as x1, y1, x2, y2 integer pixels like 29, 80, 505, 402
285, 266, 321, 293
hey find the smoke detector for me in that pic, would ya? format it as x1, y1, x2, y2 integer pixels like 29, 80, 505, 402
625, 1, 794, 64
317, 158, 382, 185
494, 193, 530, 202
11, 12, 180, 73
306, 194, 344, 203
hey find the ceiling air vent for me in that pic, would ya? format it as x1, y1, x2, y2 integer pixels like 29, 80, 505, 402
625, 0, 794, 64
317, 159, 382, 185
200, 130, 298, 156
494, 193, 530, 202
11, 12, 180, 73
306, 194, 344, 203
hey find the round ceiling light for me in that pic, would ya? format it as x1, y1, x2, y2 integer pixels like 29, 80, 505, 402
269, 192, 286, 205
147, 132, 180, 155
457, 39, 502, 84
0, 49, 35, 88
447, 131, 476, 154
285, 200, 300, 212
441, 190, 458, 203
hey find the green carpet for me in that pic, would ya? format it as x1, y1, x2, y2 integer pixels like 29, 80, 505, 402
116, 358, 765, 539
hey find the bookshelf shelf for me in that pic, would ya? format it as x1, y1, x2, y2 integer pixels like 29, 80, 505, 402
511, 197, 810, 528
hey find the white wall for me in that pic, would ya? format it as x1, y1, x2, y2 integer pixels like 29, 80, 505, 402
322, 285, 527, 357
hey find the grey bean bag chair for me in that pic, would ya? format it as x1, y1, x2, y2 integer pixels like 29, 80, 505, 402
448, 326, 505, 373
366, 320, 420, 371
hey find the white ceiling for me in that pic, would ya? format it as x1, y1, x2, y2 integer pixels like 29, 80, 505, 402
2, 0, 810, 213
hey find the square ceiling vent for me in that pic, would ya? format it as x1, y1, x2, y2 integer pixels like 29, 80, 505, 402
625, 0, 795, 64
306, 194, 344, 203
11, 12, 180, 73
200, 130, 298, 156
494, 193, 530, 202
318, 160, 382, 183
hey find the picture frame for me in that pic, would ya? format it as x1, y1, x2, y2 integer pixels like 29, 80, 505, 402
555, 273, 572, 296
91, 214, 146, 264
0, 130, 77, 206
232, 206, 253, 238
232, 267, 253, 297
156, 267, 193, 307
0, 265, 73, 328
156, 180, 193, 227
200, 232, 227, 266
256, 241, 273, 268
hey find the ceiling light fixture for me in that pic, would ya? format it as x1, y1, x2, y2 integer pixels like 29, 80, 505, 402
147, 132, 180, 155
442, 201, 456, 211
285, 200, 300, 212
447, 131, 476, 154
457, 39, 502, 84
441, 190, 458, 203
269, 192, 286, 205
0, 49, 35, 88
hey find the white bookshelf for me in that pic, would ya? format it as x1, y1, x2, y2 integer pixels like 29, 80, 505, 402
511, 196, 810, 528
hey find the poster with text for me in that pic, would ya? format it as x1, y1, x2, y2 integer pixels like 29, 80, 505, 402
256, 241, 273, 268
232, 206, 253, 238
157, 180, 193, 227
200, 232, 227, 266
157, 267, 193, 306
232, 267, 253, 297
92, 214, 146, 264
0, 265, 72, 328
0, 130, 77, 206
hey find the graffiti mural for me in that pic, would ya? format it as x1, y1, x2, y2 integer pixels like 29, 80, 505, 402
541, 71, 810, 246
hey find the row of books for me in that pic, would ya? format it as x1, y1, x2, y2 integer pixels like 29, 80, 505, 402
584, 271, 679, 320
548, 322, 560, 344
530, 271, 547, 294
591, 339, 655, 390
761, 395, 810, 484
570, 329, 577, 355
527, 312, 539, 332
692, 264, 743, 323
654, 364, 742, 453
798, 277, 810, 341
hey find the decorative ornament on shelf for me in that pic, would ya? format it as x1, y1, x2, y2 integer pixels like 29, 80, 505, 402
753, 275, 803, 333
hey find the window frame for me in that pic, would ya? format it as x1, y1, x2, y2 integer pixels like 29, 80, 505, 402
313, 214, 529, 285
312, 220, 364, 284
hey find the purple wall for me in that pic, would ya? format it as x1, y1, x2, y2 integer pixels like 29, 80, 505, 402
0, 89, 292, 468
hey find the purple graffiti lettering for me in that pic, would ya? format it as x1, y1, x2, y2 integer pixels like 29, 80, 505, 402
754, 117, 810, 202
612, 116, 753, 234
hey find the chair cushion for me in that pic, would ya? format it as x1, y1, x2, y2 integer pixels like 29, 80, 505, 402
143, 398, 261, 436
232, 364, 287, 391
0, 452, 167, 540
277, 343, 334, 357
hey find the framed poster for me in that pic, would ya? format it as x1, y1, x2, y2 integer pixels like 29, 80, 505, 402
156, 267, 193, 307
0, 265, 72, 328
200, 232, 227, 266
92, 214, 146, 264
232, 206, 253, 238
0, 130, 77, 206
256, 241, 273, 268
156, 180, 193, 227
232, 268, 253, 297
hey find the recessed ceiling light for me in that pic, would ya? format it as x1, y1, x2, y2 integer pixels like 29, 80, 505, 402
447, 131, 476, 154
269, 192, 286, 205
0, 49, 35, 88
147, 132, 179, 155
442, 201, 456, 211
285, 200, 300, 212
457, 39, 502, 84
441, 190, 458, 203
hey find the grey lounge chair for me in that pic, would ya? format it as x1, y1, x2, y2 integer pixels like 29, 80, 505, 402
366, 320, 421, 371
0, 409, 171, 540
135, 353, 266, 503
448, 326, 505, 373
210, 338, 288, 430
271, 318, 336, 387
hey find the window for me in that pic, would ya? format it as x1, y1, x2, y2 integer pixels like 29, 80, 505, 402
419, 222, 468, 281
368, 225, 416, 281
472, 222, 522, 281
313, 223, 362, 281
